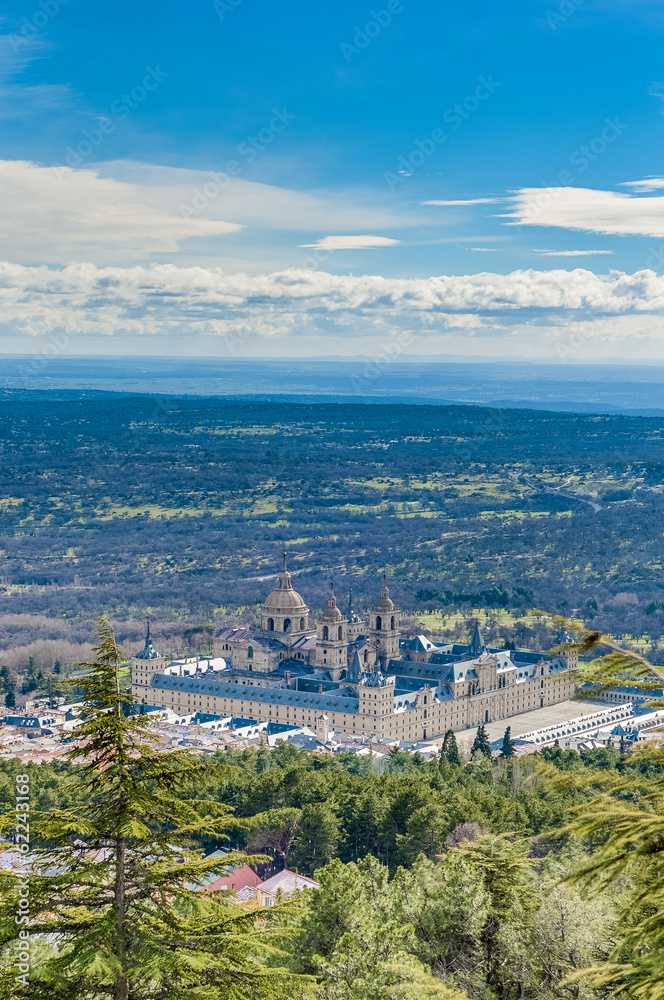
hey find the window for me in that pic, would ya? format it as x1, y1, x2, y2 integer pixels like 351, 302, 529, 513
299, 617, 305, 630
248, 647, 253, 659
390, 616, 395, 629
323, 625, 329, 641
268, 618, 274, 631
376, 616, 382, 630
338, 625, 343, 640
284, 618, 291, 633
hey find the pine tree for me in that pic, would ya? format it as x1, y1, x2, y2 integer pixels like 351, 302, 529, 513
454, 835, 538, 995
499, 726, 515, 758
534, 612, 664, 998
471, 724, 492, 758
441, 729, 462, 766
0, 618, 310, 1000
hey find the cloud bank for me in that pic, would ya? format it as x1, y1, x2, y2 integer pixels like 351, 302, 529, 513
2, 262, 664, 345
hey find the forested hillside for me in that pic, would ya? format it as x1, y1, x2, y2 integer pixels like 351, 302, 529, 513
2, 391, 664, 650
2, 739, 662, 999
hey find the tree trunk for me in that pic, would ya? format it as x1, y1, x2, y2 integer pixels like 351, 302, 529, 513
114, 834, 129, 1000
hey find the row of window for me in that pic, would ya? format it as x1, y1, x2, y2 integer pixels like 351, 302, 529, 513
266, 617, 306, 632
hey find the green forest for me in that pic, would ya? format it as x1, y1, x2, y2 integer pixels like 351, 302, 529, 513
0, 621, 663, 999
2, 392, 664, 659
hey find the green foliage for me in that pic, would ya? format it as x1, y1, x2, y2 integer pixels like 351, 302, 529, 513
0, 619, 309, 1000
471, 726, 491, 759
441, 730, 462, 767
499, 727, 515, 758
293, 856, 468, 1000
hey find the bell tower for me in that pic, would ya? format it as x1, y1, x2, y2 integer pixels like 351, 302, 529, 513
316, 582, 348, 680
369, 575, 400, 667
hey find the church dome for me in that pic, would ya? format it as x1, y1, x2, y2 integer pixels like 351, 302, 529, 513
263, 554, 308, 613
320, 583, 343, 622
373, 575, 395, 612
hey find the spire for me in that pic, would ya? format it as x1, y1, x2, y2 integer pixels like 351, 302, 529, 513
346, 588, 353, 615
347, 649, 363, 682
137, 618, 160, 660
276, 552, 293, 591
468, 619, 486, 657
373, 574, 395, 611
321, 578, 342, 621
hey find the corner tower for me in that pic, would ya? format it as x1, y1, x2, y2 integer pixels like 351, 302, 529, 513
369, 575, 400, 667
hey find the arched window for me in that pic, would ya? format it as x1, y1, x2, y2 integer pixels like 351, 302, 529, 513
284, 618, 291, 633
299, 617, 305, 630
247, 646, 253, 659
376, 615, 382, 631
338, 625, 343, 640
323, 625, 329, 641
423, 695, 427, 704
390, 616, 395, 629
363, 650, 368, 662
267, 618, 274, 631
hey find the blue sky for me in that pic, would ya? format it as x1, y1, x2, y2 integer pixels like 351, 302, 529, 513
2, 0, 664, 359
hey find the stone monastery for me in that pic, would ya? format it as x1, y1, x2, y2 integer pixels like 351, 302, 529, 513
132, 555, 578, 742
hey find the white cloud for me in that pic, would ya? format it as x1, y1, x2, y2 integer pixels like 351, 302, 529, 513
507, 185, 664, 238
95, 161, 416, 234
2, 263, 664, 346
0, 160, 240, 262
533, 249, 615, 256
424, 198, 502, 206
620, 177, 664, 192
298, 235, 400, 250
469, 247, 499, 252
0, 159, 421, 264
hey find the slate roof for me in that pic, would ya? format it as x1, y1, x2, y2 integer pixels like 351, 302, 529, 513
215, 627, 252, 642
151, 674, 360, 714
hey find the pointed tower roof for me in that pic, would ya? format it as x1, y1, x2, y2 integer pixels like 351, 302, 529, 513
373, 574, 395, 612
347, 649, 363, 682
346, 587, 361, 624
321, 581, 343, 622
467, 619, 486, 658
136, 618, 160, 660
